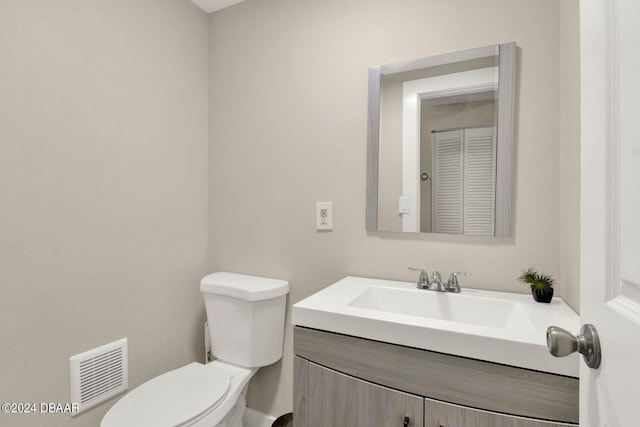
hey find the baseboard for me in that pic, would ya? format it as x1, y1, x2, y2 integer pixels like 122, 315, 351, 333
243, 407, 276, 427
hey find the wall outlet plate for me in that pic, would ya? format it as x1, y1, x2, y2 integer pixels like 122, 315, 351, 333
316, 202, 333, 231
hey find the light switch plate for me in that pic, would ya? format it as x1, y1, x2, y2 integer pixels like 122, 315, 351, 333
399, 196, 410, 214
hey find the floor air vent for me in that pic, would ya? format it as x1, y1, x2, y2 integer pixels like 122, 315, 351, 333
70, 338, 128, 415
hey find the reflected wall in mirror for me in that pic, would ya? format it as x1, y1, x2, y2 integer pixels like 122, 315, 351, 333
366, 43, 516, 237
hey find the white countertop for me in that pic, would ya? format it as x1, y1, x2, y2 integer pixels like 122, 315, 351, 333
292, 276, 580, 377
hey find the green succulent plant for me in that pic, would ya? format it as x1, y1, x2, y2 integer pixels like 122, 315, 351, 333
518, 268, 555, 295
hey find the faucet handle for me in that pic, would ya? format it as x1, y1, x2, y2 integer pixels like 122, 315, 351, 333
447, 272, 470, 292
408, 267, 429, 288
430, 271, 442, 283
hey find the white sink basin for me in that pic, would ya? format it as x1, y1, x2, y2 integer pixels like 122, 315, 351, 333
292, 276, 580, 377
348, 285, 538, 333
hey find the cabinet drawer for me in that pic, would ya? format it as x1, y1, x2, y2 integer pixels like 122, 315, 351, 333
425, 398, 575, 427
304, 361, 424, 427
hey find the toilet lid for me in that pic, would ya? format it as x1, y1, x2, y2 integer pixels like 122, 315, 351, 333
102, 362, 230, 427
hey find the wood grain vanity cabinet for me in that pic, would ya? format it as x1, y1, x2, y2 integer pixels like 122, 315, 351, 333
305, 362, 423, 427
294, 327, 578, 427
423, 399, 573, 427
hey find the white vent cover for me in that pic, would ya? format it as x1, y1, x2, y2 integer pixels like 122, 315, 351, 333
70, 338, 128, 415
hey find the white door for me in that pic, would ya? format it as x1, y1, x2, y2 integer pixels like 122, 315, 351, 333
580, 0, 640, 425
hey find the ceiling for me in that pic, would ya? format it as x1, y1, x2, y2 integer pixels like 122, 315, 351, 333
190, 0, 244, 14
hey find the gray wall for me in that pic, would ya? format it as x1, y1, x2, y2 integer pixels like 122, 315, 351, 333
559, 0, 582, 319
0, 1, 209, 425
208, 0, 580, 418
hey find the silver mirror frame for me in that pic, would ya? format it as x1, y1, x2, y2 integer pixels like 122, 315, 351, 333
366, 42, 516, 237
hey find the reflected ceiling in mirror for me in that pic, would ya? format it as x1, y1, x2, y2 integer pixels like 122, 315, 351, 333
366, 43, 516, 237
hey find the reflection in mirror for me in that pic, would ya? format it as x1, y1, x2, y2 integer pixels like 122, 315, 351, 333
366, 43, 516, 237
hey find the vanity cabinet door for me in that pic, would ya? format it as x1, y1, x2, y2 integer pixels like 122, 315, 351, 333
425, 398, 575, 427
306, 362, 424, 427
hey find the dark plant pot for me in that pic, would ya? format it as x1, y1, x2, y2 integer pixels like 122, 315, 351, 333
532, 288, 554, 303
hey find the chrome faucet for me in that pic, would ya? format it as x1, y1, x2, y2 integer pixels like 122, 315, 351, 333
407, 267, 430, 289
408, 268, 470, 292
446, 272, 470, 293
429, 271, 445, 291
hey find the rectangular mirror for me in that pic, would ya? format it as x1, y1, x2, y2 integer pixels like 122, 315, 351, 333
366, 43, 516, 237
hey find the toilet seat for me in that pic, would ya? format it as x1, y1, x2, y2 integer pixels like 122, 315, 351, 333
101, 362, 230, 427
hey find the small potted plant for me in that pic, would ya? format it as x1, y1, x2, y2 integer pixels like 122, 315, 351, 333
518, 268, 555, 303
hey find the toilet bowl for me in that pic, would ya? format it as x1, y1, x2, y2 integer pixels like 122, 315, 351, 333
101, 272, 289, 427
101, 361, 255, 427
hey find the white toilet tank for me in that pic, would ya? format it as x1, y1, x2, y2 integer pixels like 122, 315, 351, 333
200, 272, 289, 368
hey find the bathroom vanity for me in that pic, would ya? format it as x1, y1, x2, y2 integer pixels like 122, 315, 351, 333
292, 277, 579, 427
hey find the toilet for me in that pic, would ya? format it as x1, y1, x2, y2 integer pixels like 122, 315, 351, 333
101, 272, 289, 427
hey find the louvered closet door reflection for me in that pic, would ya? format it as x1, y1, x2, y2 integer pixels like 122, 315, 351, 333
432, 127, 496, 235
432, 129, 464, 234
464, 127, 496, 235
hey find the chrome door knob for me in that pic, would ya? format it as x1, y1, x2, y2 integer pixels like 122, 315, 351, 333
546, 324, 601, 369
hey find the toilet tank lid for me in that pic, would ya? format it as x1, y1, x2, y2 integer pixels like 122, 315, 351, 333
200, 272, 289, 301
